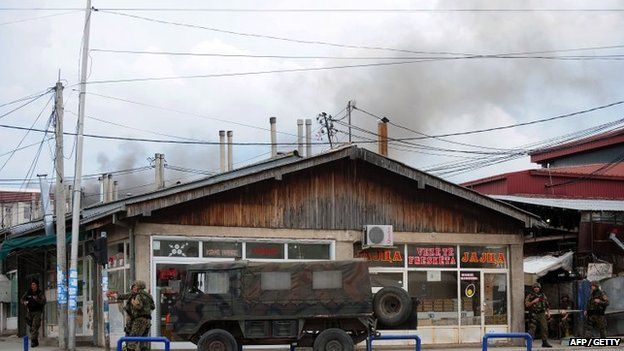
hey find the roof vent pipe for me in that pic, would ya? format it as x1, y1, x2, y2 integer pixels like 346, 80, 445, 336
305, 119, 313, 157
297, 119, 304, 156
227, 131, 233, 171
219, 130, 226, 172
37, 174, 54, 236
270, 117, 277, 157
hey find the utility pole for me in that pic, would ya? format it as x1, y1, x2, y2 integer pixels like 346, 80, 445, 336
347, 100, 353, 144
317, 112, 336, 149
69, 1, 92, 350
54, 79, 68, 350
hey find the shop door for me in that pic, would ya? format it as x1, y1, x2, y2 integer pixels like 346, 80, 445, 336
482, 273, 508, 334
459, 271, 481, 343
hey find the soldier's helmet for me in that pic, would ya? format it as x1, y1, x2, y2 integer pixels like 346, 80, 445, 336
532, 282, 541, 289
133, 280, 147, 290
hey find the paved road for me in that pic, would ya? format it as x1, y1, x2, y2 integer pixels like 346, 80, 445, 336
0, 337, 621, 351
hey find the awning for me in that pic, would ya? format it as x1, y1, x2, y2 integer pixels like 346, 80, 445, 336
524, 251, 574, 284
0, 233, 71, 260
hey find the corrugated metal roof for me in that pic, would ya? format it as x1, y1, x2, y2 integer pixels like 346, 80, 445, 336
530, 127, 624, 163
524, 251, 574, 277
532, 163, 624, 178
491, 195, 624, 211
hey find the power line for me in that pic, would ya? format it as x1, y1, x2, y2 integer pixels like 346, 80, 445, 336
0, 95, 54, 175
354, 99, 624, 140
89, 48, 624, 61
84, 91, 299, 138
0, 10, 80, 26
5, 7, 624, 12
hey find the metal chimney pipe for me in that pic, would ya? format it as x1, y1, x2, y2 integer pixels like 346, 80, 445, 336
37, 174, 54, 236
270, 117, 277, 157
98, 174, 105, 203
305, 119, 312, 157
227, 130, 233, 171
297, 119, 304, 156
106, 174, 113, 202
113, 181, 119, 201
219, 130, 226, 172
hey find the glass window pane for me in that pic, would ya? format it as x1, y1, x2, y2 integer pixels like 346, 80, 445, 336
246, 243, 284, 259
312, 271, 342, 289
203, 241, 242, 258
355, 244, 405, 268
261, 272, 291, 290
156, 264, 190, 341
153, 240, 199, 257
370, 272, 403, 289
484, 273, 507, 325
107, 242, 126, 268
407, 245, 457, 268
460, 271, 480, 325
408, 271, 458, 326
288, 243, 330, 260
10, 272, 18, 317
108, 270, 125, 294
206, 272, 229, 294
460, 246, 507, 269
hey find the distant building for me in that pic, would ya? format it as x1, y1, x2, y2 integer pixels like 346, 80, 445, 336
0, 189, 42, 228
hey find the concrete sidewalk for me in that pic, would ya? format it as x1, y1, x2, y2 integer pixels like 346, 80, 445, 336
0, 337, 620, 351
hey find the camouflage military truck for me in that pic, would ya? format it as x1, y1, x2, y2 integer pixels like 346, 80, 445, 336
168, 260, 414, 351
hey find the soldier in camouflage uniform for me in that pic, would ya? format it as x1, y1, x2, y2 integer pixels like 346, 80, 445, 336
21, 279, 46, 347
108, 281, 155, 351
559, 294, 574, 338
584, 281, 609, 338
525, 282, 552, 348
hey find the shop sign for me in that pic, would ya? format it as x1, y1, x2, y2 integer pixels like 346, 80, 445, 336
355, 245, 404, 268
460, 272, 479, 281
460, 246, 507, 268
246, 242, 284, 259
204, 241, 242, 258
407, 245, 456, 267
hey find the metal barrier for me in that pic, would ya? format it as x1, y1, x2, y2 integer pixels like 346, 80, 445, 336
116, 336, 171, 351
367, 334, 422, 351
482, 332, 532, 351
22, 336, 28, 351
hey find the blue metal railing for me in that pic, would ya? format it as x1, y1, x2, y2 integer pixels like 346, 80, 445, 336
116, 336, 171, 351
367, 334, 422, 351
22, 336, 29, 351
482, 332, 532, 351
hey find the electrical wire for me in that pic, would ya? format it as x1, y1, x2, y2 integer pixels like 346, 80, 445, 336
0, 10, 80, 26
89, 48, 624, 61
5, 7, 624, 12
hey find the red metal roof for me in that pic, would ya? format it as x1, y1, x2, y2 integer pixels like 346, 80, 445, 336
0, 190, 40, 203
462, 164, 624, 199
530, 128, 624, 164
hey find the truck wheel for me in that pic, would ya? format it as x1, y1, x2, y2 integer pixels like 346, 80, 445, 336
373, 286, 412, 327
313, 328, 354, 351
197, 329, 238, 351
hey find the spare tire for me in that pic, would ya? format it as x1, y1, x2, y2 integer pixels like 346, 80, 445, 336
373, 286, 412, 327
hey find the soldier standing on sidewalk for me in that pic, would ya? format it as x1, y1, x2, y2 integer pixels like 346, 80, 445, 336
108, 281, 155, 351
584, 281, 609, 338
525, 282, 553, 348
559, 294, 574, 338
21, 279, 46, 348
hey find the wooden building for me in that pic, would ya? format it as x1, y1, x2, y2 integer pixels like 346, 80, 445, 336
1, 145, 538, 346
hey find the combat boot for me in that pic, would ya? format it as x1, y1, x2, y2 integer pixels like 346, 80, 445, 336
542, 340, 552, 348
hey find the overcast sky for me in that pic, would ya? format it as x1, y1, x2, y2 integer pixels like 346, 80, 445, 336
1, 0, 624, 201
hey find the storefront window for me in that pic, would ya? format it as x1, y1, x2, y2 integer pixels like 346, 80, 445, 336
459, 246, 507, 269
484, 273, 507, 325
246, 242, 284, 259
156, 263, 190, 341
407, 245, 457, 268
108, 242, 127, 268
355, 244, 405, 268
370, 272, 403, 289
288, 243, 330, 260
203, 241, 242, 258
153, 240, 199, 257
460, 271, 480, 325
409, 271, 458, 326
